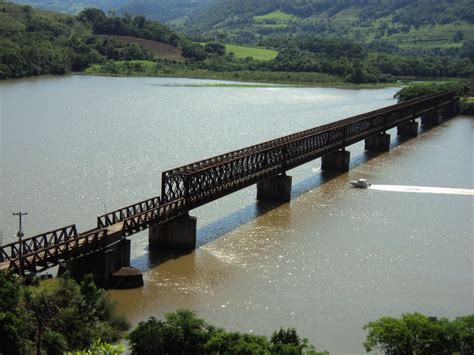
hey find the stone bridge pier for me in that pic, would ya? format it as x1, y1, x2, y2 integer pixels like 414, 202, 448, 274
61, 238, 143, 289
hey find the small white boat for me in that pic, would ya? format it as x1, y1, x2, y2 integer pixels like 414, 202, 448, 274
349, 178, 371, 188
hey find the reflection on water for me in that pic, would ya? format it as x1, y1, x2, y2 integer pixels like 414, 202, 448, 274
369, 185, 474, 195
1, 77, 472, 353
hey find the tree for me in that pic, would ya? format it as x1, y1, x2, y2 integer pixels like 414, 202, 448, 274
77, 8, 107, 27
128, 309, 214, 355
347, 60, 366, 84
270, 327, 322, 355
204, 42, 226, 56
453, 31, 464, 42
0, 273, 34, 354
128, 309, 324, 355
0, 272, 129, 354
364, 312, 474, 354
394, 82, 469, 102
205, 331, 271, 354
66, 338, 125, 355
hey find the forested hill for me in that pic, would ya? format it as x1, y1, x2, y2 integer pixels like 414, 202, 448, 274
10, 0, 474, 52
1, 1, 473, 83
183, 0, 474, 48
0, 1, 204, 79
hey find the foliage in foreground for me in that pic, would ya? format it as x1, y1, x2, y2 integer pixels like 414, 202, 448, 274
128, 309, 327, 355
364, 312, 474, 354
0, 272, 129, 355
66, 338, 125, 355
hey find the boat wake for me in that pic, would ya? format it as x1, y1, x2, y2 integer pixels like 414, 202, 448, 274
369, 185, 474, 196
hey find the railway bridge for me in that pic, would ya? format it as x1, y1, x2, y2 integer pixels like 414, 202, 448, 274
0, 91, 459, 288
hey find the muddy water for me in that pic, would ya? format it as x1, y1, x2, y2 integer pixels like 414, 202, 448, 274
1, 76, 472, 353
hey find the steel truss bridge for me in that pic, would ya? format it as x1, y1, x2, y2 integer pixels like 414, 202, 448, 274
0, 91, 458, 274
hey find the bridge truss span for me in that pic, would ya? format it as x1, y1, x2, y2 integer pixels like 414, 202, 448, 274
97, 195, 161, 229
161, 91, 457, 209
0, 225, 109, 273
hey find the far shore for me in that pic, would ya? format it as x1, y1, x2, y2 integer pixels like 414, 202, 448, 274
3, 70, 467, 91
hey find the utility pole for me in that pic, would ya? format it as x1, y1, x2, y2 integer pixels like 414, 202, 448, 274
13, 211, 28, 276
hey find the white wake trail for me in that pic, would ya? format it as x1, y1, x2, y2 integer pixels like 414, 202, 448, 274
369, 185, 474, 196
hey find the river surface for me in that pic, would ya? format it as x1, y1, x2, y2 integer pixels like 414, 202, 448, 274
1, 76, 472, 353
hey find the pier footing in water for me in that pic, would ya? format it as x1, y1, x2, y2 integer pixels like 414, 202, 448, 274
149, 214, 197, 250
61, 238, 142, 289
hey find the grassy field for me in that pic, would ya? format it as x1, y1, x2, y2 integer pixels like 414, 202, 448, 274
386, 23, 473, 49
254, 10, 295, 24
225, 44, 278, 61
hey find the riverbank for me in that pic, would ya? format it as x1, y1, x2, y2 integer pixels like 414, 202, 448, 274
84, 60, 403, 89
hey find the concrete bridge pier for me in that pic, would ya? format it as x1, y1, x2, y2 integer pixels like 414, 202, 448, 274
421, 110, 441, 126
149, 214, 197, 250
397, 120, 419, 137
256, 173, 292, 202
62, 238, 143, 289
365, 132, 391, 152
321, 149, 350, 172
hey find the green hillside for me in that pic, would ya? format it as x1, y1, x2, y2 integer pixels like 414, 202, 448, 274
1, 1, 472, 85
182, 0, 474, 51
0, 2, 198, 79
11, 0, 474, 54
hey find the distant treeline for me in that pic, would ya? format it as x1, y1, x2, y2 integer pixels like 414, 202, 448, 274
260, 37, 473, 82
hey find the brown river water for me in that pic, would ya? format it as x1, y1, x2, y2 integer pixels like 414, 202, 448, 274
1, 76, 472, 353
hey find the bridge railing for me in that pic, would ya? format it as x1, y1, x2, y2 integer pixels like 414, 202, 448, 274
97, 196, 161, 228
161, 91, 456, 208
0, 225, 109, 273
122, 198, 186, 235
